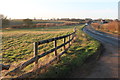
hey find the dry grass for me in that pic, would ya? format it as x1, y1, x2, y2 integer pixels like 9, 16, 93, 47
91, 21, 120, 35
91, 23, 100, 30
101, 21, 120, 35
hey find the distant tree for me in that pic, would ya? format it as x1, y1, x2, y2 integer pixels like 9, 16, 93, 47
23, 18, 33, 27
0, 14, 4, 19
34, 17, 36, 20
0, 14, 10, 28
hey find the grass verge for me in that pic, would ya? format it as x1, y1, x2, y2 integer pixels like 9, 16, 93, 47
32, 25, 101, 78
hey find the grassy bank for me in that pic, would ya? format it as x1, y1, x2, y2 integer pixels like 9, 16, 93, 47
33, 25, 101, 78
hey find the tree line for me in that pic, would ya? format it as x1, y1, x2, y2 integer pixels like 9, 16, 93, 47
0, 14, 33, 28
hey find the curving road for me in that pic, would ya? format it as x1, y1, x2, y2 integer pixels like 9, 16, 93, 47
83, 25, 120, 47
70, 25, 120, 78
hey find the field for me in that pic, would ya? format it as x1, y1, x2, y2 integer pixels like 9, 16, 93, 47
2, 25, 75, 65
6, 19, 80, 29
101, 21, 120, 35
2, 24, 100, 78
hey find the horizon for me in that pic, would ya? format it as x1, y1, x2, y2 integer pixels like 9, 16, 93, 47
0, 0, 119, 19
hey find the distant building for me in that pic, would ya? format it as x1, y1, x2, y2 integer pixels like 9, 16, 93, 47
92, 19, 110, 24
101, 20, 109, 24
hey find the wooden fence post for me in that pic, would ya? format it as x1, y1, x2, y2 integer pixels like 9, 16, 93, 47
74, 27, 76, 32
72, 27, 76, 42
34, 42, 38, 70
54, 40, 57, 56
63, 37, 66, 50
69, 35, 71, 47
54, 40, 59, 61
72, 34, 75, 42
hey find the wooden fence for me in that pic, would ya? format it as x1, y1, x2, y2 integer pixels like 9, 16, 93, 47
5, 27, 77, 76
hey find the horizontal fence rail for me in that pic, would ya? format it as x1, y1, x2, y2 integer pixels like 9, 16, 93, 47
5, 27, 77, 76
37, 32, 75, 45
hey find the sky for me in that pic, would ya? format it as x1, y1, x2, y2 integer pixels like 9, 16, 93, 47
0, 0, 119, 19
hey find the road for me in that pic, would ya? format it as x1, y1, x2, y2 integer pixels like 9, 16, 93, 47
69, 25, 120, 78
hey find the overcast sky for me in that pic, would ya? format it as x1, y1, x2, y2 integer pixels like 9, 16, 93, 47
0, 0, 119, 19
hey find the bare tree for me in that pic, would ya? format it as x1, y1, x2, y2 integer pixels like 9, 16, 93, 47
0, 14, 10, 28
0, 14, 4, 19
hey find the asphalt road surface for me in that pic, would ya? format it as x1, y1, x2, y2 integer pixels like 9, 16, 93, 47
69, 25, 120, 78
83, 25, 120, 47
